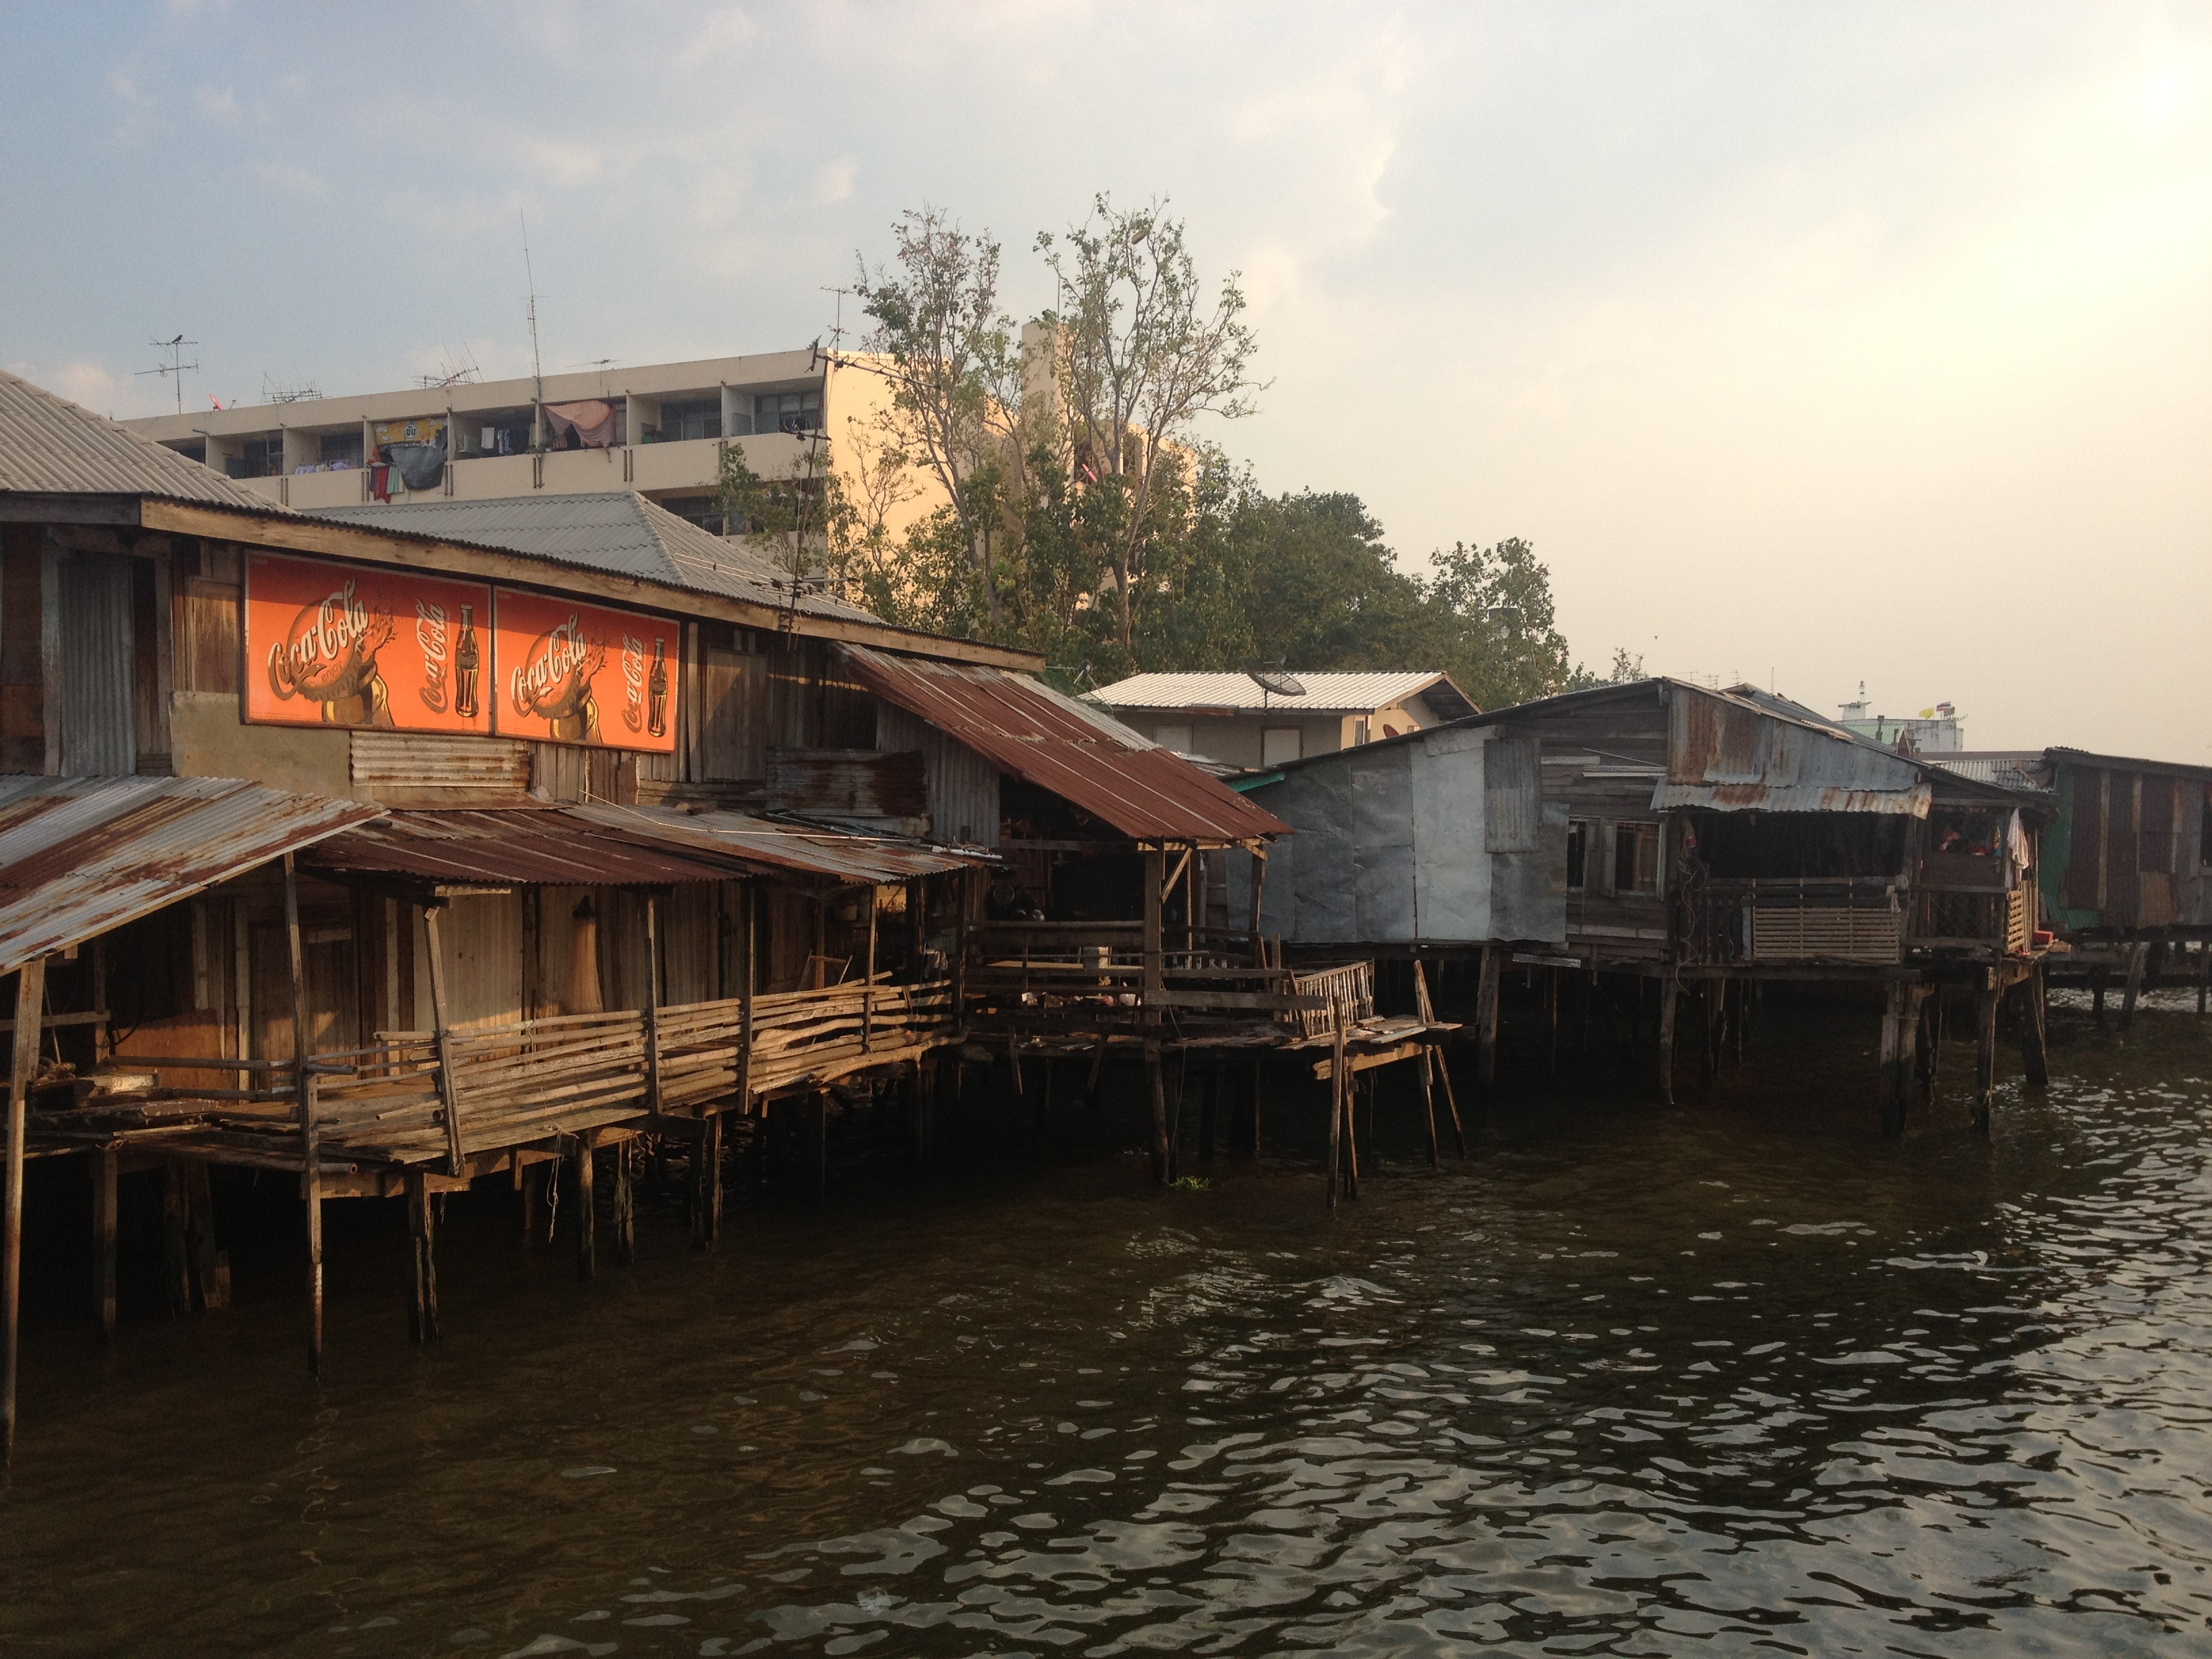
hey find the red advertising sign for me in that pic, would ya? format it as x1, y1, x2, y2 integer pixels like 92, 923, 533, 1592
492, 590, 676, 753
245, 553, 492, 734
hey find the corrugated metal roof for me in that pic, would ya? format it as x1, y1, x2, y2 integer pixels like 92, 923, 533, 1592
304, 491, 882, 625
0, 370, 283, 508
1662, 682, 1930, 813
573, 804, 986, 882
1653, 782, 1933, 815
306, 803, 985, 890
842, 647, 1288, 845
306, 808, 740, 888
0, 775, 382, 979
1932, 752, 2051, 792
1095, 670, 1474, 718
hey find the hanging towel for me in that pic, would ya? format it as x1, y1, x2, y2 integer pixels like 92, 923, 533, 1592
368, 462, 392, 503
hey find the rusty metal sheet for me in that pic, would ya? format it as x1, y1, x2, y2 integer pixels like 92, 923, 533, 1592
0, 775, 383, 979
348, 731, 533, 791
307, 807, 741, 888
766, 748, 926, 820
573, 803, 988, 884
1652, 781, 1931, 815
840, 646, 1286, 845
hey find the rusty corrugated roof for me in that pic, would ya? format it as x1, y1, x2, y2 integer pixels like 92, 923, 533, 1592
570, 804, 987, 883
0, 776, 382, 979
0, 371, 285, 508
1660, 683, 1931, 813
841, 646, 1287, 845
305, 807, 747, 888
306, 803, 988, 890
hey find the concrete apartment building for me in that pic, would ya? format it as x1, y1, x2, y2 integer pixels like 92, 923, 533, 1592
123, 347, 907, 542
1093, 670, 1478, 770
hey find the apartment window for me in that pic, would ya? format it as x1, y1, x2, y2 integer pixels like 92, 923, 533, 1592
1565, 819, 1589, 892
1262, 726, 1301, 767
1155, 724, 1193, 754
319, 432, 363, 468
660, 398, 723, 443
1351, 718, 1370, 745
659, 495, 729, 535
225, 436, 283, 479
756, 389, 823, 435
1614, 822, 1660, 895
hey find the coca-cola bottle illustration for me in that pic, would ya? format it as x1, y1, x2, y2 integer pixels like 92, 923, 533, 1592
455, 605, 481, 720
647, 637, 669, 739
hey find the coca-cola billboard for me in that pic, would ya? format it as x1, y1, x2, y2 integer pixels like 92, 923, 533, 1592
491, 589, 677, 754
245, 553, 492, 735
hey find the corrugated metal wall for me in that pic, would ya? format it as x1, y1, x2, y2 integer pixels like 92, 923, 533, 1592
879, 702, 1000, 845
54, 548, 136, 775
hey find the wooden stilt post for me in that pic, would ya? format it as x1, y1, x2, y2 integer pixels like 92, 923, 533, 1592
1201, 1057, 1220, 1162
1476, 944, 1501, 1090
1248, 846, 1268, 966
2196, 939, 2210, 1015
1915, 987, 1940, 1107
520, 1151, 539, 1247
1700, 982, 1719, 1088
693, 1114, 722, 1248
2091, 968, 2107, 1027
643, 894, 663, 1115
1251, 1057, 1264, 1160
92, 1148, 117, 1345
1419, 1041, 1440, 1168
573, 1133, 596, 1280
1343, 1060, 1361, 1200
2015, 970, 2049, 1089
2119, 938, 2149, 1033
3, 956, 47, 1465
1656, 972, 1679, 1106
737, 879, 755, 1110
861, 886, 876, 1056
1413, 962, 1466, 1160
159, 1164, 190, 1316
815, 1090, 829, 1206
1326, 1027, 1344, 1212
1878, 980, 1910, 1139
1143, 846, 1168, 1183
283, 853, 323, 1379
1547, 968, 1560, 1078
404, 1169, 438, 1343
184, 1161, 227, 1311
1972, 977, 2000, 1134
422, 905, 466, 1176
611, 1138, 635, 1267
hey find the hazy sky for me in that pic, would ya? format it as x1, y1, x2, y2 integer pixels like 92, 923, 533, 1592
4, 3, 2206, 756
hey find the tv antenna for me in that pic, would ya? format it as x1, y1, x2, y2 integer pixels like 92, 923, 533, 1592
261, 370, 323, 404
520, 209, 545, 432
821, 285, 854, 350
137, 335, 199, 415
414, 344, 482, 390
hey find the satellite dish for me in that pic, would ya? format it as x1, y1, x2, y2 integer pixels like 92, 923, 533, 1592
1248, 668, 1305, 698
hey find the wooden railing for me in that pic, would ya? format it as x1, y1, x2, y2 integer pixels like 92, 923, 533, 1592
1908, 886, 2032, 956
1679, 879, 1902, 966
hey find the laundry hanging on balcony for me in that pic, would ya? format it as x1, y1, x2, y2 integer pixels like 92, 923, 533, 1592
384, 441, 447, 493
544, 399, 621, 449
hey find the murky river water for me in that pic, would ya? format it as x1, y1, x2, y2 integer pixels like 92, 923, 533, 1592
5, 993, 2211, 1656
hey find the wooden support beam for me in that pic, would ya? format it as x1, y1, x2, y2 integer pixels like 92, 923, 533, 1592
644, 894, 663, 1113
737, 880, 756, 1108
573, 1133, 596, 1281
611, 1139, 636, 1268
405, 1169, 438, 1343
1972, 979, 2000, 1135
1248, 848, 1268, 967
92, 1148, 117, 1345
1877, 979, 1912, 1140
692, 1113, 722, 1249
815, 1091, 829, 1207
1326, 1023, 1344, 1213
862, 887, 877, 1055
1143, 847, 1168, 1184
160, 1164, 190, 1317
2015, 970, 2049, 1090
184, 1161, 227, 1311
1250, 1057, 1264, 1162
2119, 939, 2149, 1033
1419, 1042, 1441, 1169
3, 956, 48, 1466
422, 905, 466, 1176
1476, 944, 1501, 1090
1656, 972, 1679, 1107
284, 853, 323, 1379
1201, 1057, 1220, 1163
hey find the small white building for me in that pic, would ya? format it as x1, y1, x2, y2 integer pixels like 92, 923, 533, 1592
1093, 670, 1477, 771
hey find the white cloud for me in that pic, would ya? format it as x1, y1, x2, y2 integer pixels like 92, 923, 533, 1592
194, 84, 241, 124
813, 158, 857, 205
258, 161, 326, 197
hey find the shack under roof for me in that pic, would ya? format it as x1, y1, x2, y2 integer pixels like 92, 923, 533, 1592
0, 776, 382, 979
840, 646, 1286, 846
